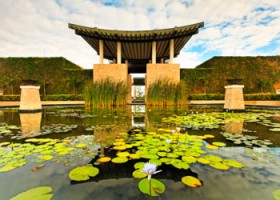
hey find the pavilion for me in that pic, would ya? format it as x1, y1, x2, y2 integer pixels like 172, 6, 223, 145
69, 22, 204, 103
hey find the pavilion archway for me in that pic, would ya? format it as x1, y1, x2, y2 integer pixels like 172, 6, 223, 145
69, 22, 204, 104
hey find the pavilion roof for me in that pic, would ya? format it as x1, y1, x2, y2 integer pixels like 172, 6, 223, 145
68, 22, 204, 62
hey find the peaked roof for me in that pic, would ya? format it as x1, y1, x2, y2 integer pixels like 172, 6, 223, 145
68, 22, 204, 62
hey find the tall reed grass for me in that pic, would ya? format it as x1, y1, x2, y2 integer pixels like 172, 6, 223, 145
84, 79, 128, 107
147, 78, 185, 107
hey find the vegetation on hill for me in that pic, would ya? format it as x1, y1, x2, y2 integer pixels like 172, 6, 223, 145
181, 56, 280, 94
0, 57, 92, 95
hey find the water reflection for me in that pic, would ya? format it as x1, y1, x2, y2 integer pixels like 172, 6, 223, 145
224, 119, 244, 134
19, 112, 42, 136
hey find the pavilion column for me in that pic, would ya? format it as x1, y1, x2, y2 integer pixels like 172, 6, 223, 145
169, 39, 174, 64
152, 41, 156, 64
99, 40, 104, 64
117, 41, 122, 64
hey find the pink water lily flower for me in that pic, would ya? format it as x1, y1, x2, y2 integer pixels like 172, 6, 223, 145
142, 162, 161, 180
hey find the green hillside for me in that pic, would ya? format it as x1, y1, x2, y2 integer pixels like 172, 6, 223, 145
181, 56, 280, 94
0, 57, 92, 95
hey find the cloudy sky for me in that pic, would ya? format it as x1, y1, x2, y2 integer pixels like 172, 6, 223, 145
0, 0, 279, 69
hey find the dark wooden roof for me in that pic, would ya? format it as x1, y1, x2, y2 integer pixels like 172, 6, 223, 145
68, 22, 204, 62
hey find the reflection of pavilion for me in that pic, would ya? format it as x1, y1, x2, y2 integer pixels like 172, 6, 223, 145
19, 112, 42, 136
224, 119, 244, 134
69, 22, 204, 103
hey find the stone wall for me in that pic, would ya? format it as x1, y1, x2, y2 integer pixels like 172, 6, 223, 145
146, 63, 180, 89
94, 64, 128, 82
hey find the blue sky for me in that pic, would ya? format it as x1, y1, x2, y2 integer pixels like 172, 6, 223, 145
0, 0, 279, 69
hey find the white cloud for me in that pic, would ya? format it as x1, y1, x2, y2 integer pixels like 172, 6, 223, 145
0, 0, 279, 70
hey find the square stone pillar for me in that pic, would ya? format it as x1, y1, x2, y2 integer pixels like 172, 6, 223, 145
94, 64, 128, 82
19, 83, 42, 113
127, 74, 132, 104
224, 85, 245, 111
146, 63, 180, 89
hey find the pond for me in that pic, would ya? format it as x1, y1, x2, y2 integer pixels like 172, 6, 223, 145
0, 105, 280, 200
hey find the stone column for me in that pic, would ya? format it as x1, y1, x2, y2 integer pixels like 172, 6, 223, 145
170, 39, 174, 64
117, 41, 122, 64
127, 74, 132, 104
19, 82, 42, 113
152, 41, 156, 64
99, 40, 104, 64
224, 79, 245, 112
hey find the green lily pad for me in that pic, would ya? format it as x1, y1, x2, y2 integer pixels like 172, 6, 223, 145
269, 128, 280, 132
182, 156, 197, 164
134, 162, 145, 169
97, 157, 111, 163
212, 142, 226, 147
69, 164, 99, 181
181, 176, 202, 188
273, 189, 280, 200
149, 159, 162, 167
129, 154, 140, 159
111, 157, 128, 163
223, 159, 244, 168
116, 152, 130, 157
210, 162, 229, 170
204, 155, 223, 163
138, 178, 166, 196
0, 164, 17, 172
10, 186, 53, 200
197, 157, 210, 164
132, 170, 147, 179
40, 155, 53, 161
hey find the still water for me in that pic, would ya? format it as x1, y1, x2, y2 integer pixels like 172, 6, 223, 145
0, 105, 279, 200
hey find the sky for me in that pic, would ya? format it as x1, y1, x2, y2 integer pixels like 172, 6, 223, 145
0, 0, 279, 69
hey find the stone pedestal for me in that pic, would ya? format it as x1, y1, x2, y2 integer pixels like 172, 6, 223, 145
224, 85, 245, 111
19, 85, 42, 112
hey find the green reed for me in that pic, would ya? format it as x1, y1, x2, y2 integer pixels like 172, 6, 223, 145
84, 79, 128, 107
147, 78, 185, 107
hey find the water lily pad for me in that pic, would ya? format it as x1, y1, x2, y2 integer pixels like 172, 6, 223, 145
10, 186, 53, 200
205, 145, 219, 150
129, 154, 140, 159
76, 143, 87, 148
269, 128, 280, 132
210, 162, 229, 170
69, 164, 99, 181
134, 162, 145, 169
113, 146, 127, 151
204, 155, 223, 163
212, 142, 226, 147
0, 164, 17, 172
197, 157, 210, 164
40, 155, 54, 161
273, 189, 280, 200
97, 157, 111, 163
117, 152, 130, 157
0, 142, 10, 147
111, 157, 128, 163
181, 176, 202, 188
182, 156, 197, 164
138, 178, 166, 196
223, 159, 244, 168
132, 170, 147, 179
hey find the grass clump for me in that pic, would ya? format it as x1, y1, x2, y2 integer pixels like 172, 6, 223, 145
84, 79, 128, 107
147, 78, 185, 107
